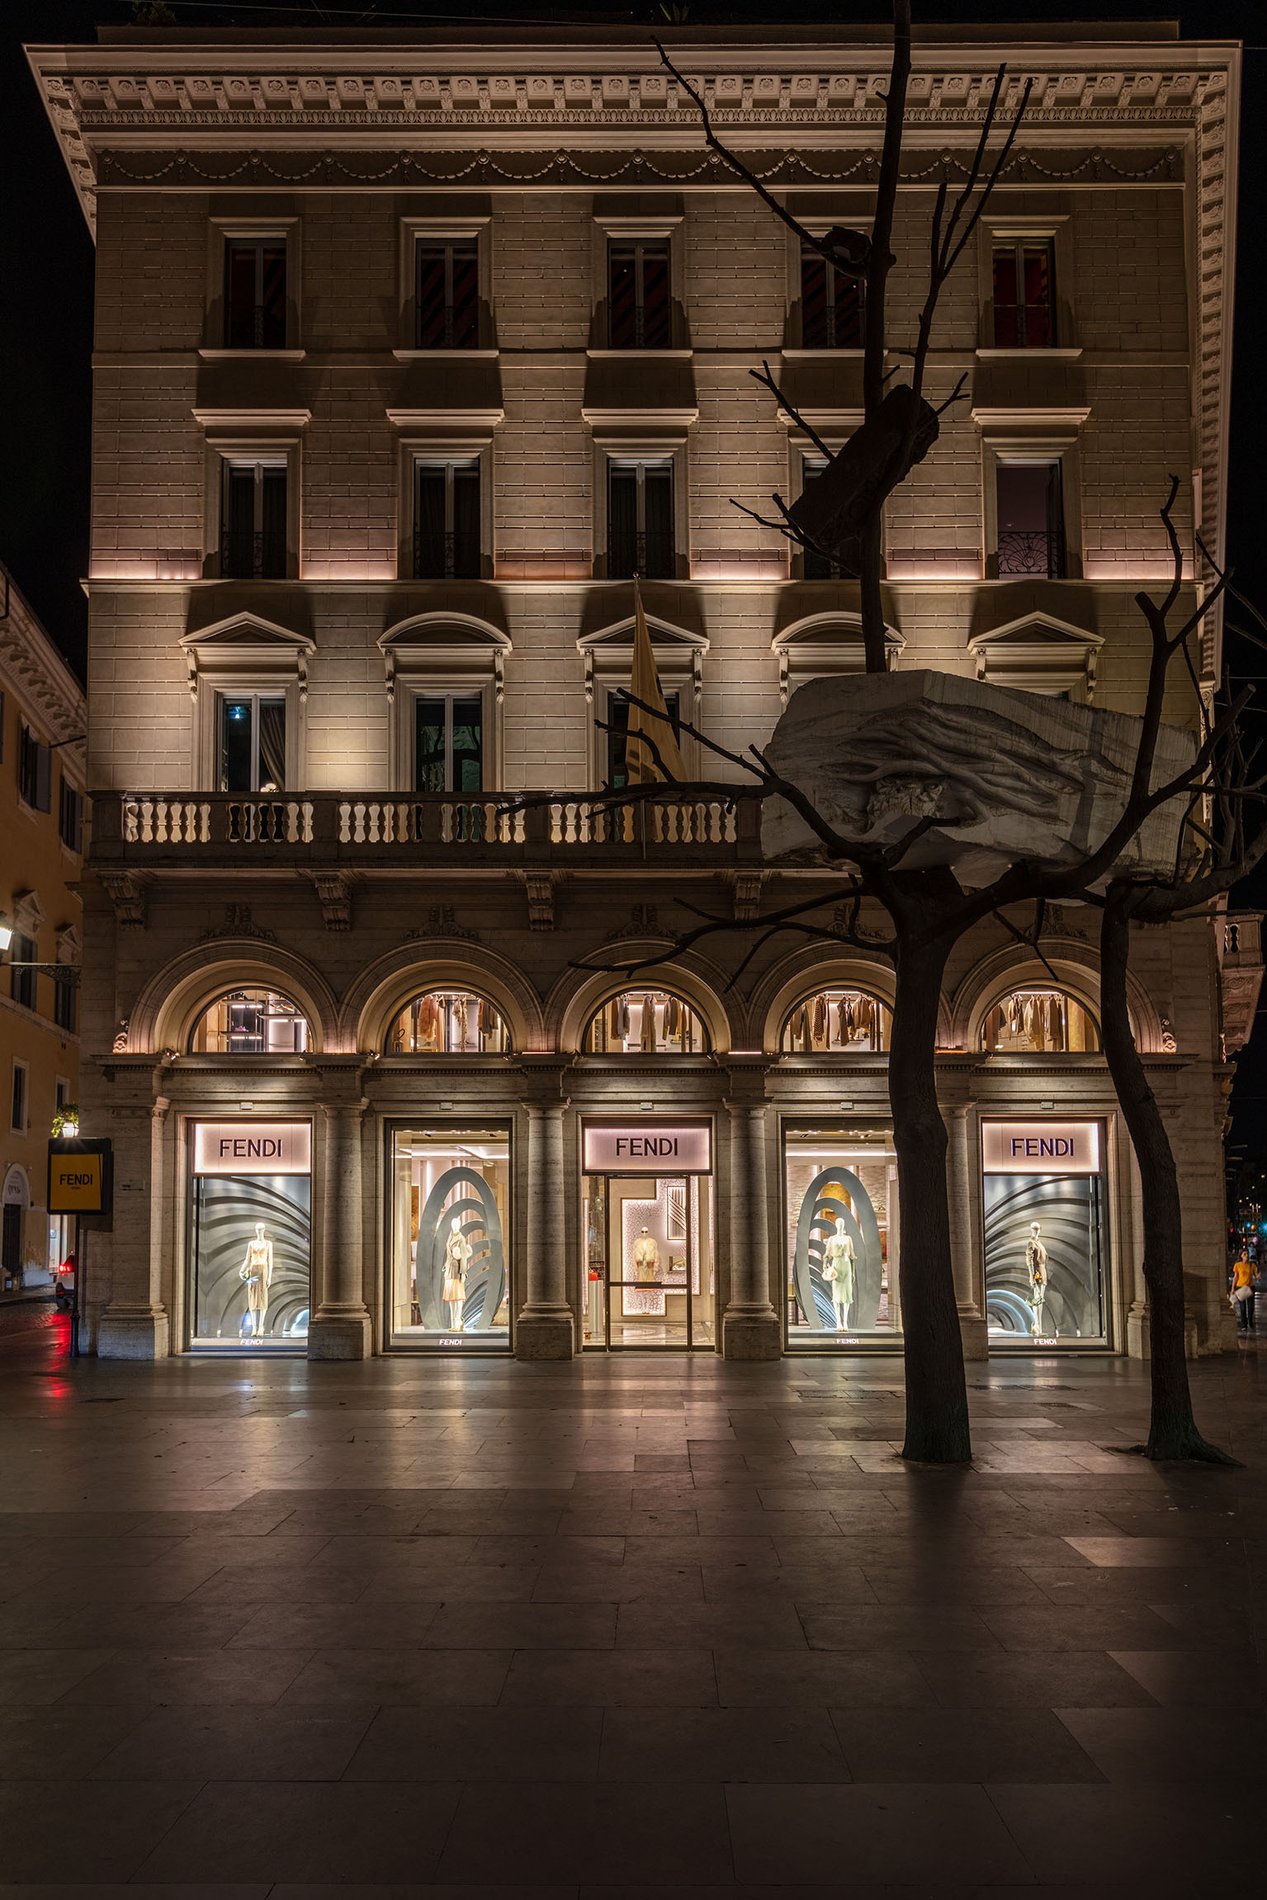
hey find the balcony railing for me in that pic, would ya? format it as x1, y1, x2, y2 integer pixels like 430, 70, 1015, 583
94, 790, 757, 867
997, 529, 1065, 579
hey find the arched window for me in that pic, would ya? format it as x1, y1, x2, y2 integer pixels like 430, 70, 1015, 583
190, 988, 310, 1055
584, 989, 707, 1055
781, 988, 890, 1053
979, 987, 1101, 1054
387, 988, 510, 1055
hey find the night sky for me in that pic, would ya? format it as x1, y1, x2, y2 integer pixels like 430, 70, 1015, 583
3, 1, 1264, 1149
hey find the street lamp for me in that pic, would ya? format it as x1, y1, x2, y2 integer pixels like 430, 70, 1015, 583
0, 914, 79, 984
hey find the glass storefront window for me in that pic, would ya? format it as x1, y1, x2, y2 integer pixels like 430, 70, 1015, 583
584, 990, 707, 1054
190, 988, 309, 1054
189, 1120, 312, 1350
983, 1119, 1109, 1347
386, 990, 510, 1054
781, 989, 890, 1053
388, 1125, 511, 1348
784, 1125, 899, 1347
979, 988, 1100, 1053
582, 1170, 715, 1349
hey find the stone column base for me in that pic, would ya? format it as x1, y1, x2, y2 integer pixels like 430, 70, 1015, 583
1125, 1302, 1200, 1361
97, 1306, 170, 1360
307, 1311, 373, 1361
958, 1311, 989, 1361
515, 1310, 575, 1361
721, 1307, 782, 1361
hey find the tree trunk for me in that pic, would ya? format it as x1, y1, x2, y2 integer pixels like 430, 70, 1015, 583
859, 513, 888, 674
890, 925, 971, 1462
1100, 894, 1233, 1462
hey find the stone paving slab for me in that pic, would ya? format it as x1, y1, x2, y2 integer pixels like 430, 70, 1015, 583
0, 1328, 1263, 1890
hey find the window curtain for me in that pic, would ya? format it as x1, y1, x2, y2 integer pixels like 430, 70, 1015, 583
452, 464, 481, 577
415, 467, 447, 577
608, 466, 638, 577
260, 466, 288, 577
257, 699, 287, 792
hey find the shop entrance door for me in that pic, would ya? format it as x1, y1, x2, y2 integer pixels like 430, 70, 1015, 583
582, 1171, 715, 1350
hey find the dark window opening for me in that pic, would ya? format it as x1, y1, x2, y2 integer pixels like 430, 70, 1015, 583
58, 778, 84, 853
414, 461, 481, 579
53, 972, 76, 1034
10, 940, 36, 1013
218, 694, 287, 794
606, 688, 680, 791
800, 243, 865, 349
415, 236, 480, 349
18, 727, 52, 812
608, 461, 675, 579
996, 462, 1066, 578
992, 239, 1056, 348
414, 693, 485, 794
608, 237, 672, 349
221, 461, 288, 579
224, 237, 287, 350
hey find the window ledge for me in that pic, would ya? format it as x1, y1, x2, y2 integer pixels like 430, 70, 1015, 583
586, 348, 694, 361
197, 348, 306, 362
975, 347, 1083, 360
780, 347, 865, 360
392, 348, 500, 362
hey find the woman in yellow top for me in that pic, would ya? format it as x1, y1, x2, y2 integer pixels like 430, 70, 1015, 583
1230, 1256, 1257, 1334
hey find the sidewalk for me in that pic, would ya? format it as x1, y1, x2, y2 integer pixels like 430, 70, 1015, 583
0, 1331, 1262, 1893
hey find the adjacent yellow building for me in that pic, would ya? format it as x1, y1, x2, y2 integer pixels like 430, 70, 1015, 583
0, 565, 85, 1292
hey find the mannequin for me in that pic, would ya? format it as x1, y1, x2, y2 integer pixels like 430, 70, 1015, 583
1025, 1220, 1050, 1335
442, 1216, 473, 1330
822, 1217, 856, 1329
633, 1226, 660, 1281
238, 1221, 274, 1337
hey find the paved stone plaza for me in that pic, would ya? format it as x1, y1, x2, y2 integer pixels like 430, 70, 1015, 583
0, 1313, 1263, 1896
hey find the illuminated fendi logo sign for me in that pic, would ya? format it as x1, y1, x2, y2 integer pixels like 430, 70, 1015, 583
981, 1121, 1100, 1176
582, 1121, 713, 1176
192, 1121, 312, 1177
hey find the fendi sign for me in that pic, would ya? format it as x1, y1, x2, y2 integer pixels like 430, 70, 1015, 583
982, 1121, 1100, 1176
192, 1121, 312, 1177
583, 1121, 713, 1176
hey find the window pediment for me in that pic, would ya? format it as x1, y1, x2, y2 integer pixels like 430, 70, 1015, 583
968, 608, 1102, 698
378, 612, 511, 703
772, 612, 902, 703
578, 612, 707, 699
180, 612, 315, 697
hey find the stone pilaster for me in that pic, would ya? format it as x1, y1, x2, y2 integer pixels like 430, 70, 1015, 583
948, 1103, 988, 1360
97, 1094, 171, 1360
308, 1099, 372, 1360
516, 1095, 575, 1360
722, 1086, 781, 1362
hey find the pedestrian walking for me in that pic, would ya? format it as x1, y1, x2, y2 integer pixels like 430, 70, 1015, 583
1230, 1255, 1257, 1333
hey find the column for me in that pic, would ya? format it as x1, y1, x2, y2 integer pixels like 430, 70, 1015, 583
97, 1096, 171, 1360
721, 1100, 781, 1361
948, 1104, 988, 1360
515, 1100, 574, 1360
308, 1100, 372, 1360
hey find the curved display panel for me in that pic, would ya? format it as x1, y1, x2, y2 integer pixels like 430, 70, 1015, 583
784, 1125, 900, 1348
388, 1124, 511, 1349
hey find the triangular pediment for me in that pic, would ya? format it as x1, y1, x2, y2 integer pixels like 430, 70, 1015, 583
180, 612, 316, 659
968, 610, 1103, 657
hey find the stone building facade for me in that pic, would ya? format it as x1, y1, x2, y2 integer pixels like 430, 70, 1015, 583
0, 565, 85, 1292
27, 20, 1255, 1363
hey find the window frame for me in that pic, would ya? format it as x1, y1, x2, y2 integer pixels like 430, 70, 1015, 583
379, 615, 508, 794
603, 453, 679, 580
218, 454, 291, 581
206, 217, 301, 356
410, 687, 489, 796
591, 211, 685, 355
17, 724, 52, 814
411, 454, 484, 580
215, 690, 290, 795
577, 616, 707, 789
58, 774, 84, 854
979, 429, 1083, 583
397, 216, 493, 357
9, 937, 37, 1014
189, 987, 311, 1056
797, 237, 866, 351
10, 1060, 28, 1134
978, 217, 1073, 356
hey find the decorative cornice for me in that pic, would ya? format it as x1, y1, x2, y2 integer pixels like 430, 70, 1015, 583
0, 565, 87, 761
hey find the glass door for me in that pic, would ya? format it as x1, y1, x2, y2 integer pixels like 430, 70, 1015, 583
582, 1172, 714, 1349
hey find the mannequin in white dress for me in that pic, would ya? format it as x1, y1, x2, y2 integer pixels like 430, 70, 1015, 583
238, 1222, 274, 1337
822, 1217, 856, 1329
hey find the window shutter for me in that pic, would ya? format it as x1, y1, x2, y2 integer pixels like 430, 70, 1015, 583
35, 741, 52, 813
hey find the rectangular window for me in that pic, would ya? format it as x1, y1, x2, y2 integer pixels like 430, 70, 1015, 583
992, 239, 1056, 348
53, 971, 76, 1035
982, 1119, 1109, 1349
784, 1124, 900, 1350
388, 1123, 512, 1351
10, 937, 36, 1013
190, 1120, 312, 1351
414, 693, 484, 794
605, 688, 680, 792
10, 1061, 27, 1132
415, 236, 480, 349
800, 242, 865, 349
799, 456, 843, 579
607, 460, 675, 579
413, 460, 481, 579
608, 237, 672, 349
223, 236, 287, 349
218, 694, 287, 794
58, 777, 84, 853
18, 726, 52, 812
221, 460, 288, 579
996, 462, 1065, 578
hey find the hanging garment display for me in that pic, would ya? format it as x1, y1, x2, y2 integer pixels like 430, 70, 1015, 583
640, 994, 658, 1053
416, 992, 441, 1050
453, 993, 469, 1050
789, 1004, 808, 1046
666, 994, 681, 1043
812, 994, 827, 1043
478, 995, 493, 1045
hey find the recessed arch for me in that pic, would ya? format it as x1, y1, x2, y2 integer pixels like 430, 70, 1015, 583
132, 943, 337, 1056
553, 953, 733, 1057
347, 943, 542, 1056
582, 986, 709, 1055
754, 950, 946, 1057
954, 941, 1160, 1053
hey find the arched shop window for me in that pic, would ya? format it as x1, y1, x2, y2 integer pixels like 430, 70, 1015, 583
781, 988, 890, 1053
979, 987, 1101, 1054
584, 989, 708, 1054
387, 988, 510, 1054
190, 988, 310, 1054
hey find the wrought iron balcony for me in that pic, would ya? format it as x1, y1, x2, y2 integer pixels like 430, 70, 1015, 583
996, 529, 1066, 579
92, 790, 758, 869
220, 528, 287, 581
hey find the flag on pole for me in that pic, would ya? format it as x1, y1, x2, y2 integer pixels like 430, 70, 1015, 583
624, 580, 684, 784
